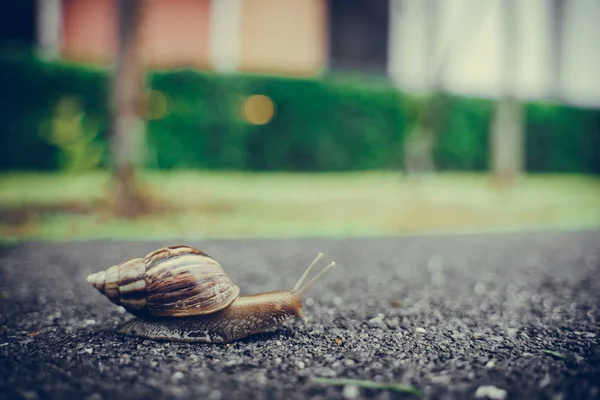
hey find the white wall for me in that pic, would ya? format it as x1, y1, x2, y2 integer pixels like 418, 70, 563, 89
387, 0, 600, 108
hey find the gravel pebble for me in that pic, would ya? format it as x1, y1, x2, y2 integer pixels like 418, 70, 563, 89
1, 231, 599, 399
342, 385, 360, 399
171, 371, 185, 382
475, 385, 508, 399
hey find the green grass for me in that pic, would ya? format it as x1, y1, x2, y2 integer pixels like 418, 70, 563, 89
541, 350, 568, 360
0, 171, 599, 242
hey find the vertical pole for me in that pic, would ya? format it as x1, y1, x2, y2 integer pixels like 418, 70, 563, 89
405, 0, 440, 175
491, 98, 524, 183
210, 0, 241, 73
549, 0, 565, 99
36, 0, 62, 61
491, 0, 524, 185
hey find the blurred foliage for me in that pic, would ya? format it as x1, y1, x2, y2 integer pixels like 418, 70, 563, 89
436, 96, 491, 170
147, 71, 408, 171
525, 103, 600, 173
41, 96, 104, 171
2, 171, 599, 241
0, 50, 109, 171
0, 50, 598, 174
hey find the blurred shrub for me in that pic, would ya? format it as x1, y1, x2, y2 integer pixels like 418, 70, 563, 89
0, 50, 598, 174
435, 96, 492, 171
147, 71, 408, 171
0, 50, 109, 171
526, 103, 600, 173
41, 96, 104, 171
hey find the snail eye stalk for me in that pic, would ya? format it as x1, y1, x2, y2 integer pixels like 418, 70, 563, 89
292, 252, 337, 296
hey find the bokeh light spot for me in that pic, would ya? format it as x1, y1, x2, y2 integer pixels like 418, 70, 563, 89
242, 95, 275, 125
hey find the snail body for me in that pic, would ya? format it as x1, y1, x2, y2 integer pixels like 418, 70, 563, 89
87, 245, 336, 342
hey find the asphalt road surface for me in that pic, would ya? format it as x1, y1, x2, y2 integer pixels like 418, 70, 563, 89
1, 230, 599, 400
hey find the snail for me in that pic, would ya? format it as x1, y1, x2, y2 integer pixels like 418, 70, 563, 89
87, 245, 337, 343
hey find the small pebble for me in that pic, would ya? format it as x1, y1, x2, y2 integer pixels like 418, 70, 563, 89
415, 327, 427, 334
385, 318, 400, 328
539, 374, 552, 388
368, 314, 386, 328
506, 328, 518, 337
430, 375, 452, 385
208, 390, 222, 400
475, 282, 487, 295
165, 386, 185, 398
171, 371, 185, 382
224, 357, 242, 367
315, 367, 336, 378
485, 360, 496, 368
427, 255, 444, 271
176, 363, 189, 373
18, 391, 38, 400
452, 332, 466, 340
475, 385, 507, 400
254, 371, 268, 385
343, 385, 360, 399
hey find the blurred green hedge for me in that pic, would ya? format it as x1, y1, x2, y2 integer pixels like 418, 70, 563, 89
147, 70, 408, 171
0, 51, 598, 174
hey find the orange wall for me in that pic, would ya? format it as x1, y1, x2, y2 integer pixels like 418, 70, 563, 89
61, 0, 211, 68
239, 0, 327, 75
140, 0, 211, 69
61, 0, 117, 64
60, 0, 327, 75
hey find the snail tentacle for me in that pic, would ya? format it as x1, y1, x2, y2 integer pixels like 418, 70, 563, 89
293, 261, 337, 297
293, 252, 324, 292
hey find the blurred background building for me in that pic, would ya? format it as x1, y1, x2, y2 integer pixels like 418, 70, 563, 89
27, 0, 600, 107
29, 0, 600, 180
0, 0, 599, 240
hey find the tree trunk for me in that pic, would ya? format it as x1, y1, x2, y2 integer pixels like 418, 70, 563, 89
110, 0, 148, 217
490, 0, 524, 185
403, 0, 441, 176
491, 98, 524, 184
403, 94, 447, 176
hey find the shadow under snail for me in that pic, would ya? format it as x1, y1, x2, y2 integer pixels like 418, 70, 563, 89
87, 245, 337, 343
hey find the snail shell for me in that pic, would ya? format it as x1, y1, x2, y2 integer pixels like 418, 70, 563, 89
88, 245, 337, 342
87, 245, 240, 317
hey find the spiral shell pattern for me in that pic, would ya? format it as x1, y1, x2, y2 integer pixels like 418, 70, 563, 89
87, 246, 241, 317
